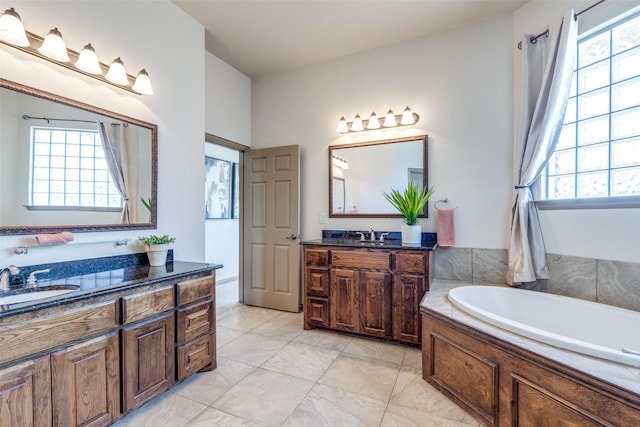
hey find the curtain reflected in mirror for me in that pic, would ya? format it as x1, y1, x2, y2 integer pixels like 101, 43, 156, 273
0, 78, 157, 235
329, 135, 428, 218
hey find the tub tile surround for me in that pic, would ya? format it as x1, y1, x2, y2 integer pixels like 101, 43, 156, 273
422, 279, 640, 397
435, 247, 640, 312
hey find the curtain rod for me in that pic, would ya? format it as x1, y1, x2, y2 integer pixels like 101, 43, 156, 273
517, 0, 607, 50
22, 115, 128, 126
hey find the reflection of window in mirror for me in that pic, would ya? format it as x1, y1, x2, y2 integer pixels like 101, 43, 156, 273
28, 127, 122, 211
408, 168, 423, 187
332, 177, 345, 214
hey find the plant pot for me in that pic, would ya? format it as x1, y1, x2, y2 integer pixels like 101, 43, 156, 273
401, 224, 422, 245
145, 244, 169, 266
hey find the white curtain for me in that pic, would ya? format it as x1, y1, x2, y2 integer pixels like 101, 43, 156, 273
98, 121, 130, 224
507, 10, 578, 285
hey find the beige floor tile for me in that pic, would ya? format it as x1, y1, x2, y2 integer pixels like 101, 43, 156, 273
282, 383, 386, 427
217, 325, 244, 348
218, 332, 288, 366
111, 389, 206, 427
343, 337, 408, 365
381, 403, 482, 427
213, 368, 314, 427
292, 328, 352, 351
218, 310, 276, 332
390, 366, 479, 425
185, 407, 263, 427
173, 357, 255, 406
318, 353, 400, 402
261, 342, 340, 381
251, 316, 304, 341
402, 347, 423, 370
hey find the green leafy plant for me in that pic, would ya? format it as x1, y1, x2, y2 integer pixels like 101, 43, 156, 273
141, 196, 153, 212
383, 181, 434, 226
139, 234, 176, 246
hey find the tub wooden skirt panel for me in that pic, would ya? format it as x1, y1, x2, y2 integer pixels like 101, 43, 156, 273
421, 308, 640, 427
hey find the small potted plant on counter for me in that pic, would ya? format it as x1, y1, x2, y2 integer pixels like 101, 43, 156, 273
139, 234, 176, 266
383, 181, 434, 245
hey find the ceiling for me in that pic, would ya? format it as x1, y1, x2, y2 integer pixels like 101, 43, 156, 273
172, 0, 528, 78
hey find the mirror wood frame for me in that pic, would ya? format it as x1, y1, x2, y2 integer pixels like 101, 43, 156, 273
328, 135, 428, 218
0, 78, 158, 235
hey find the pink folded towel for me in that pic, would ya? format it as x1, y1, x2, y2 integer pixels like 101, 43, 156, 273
437, 208, 456, 247
35, 231, 75, 246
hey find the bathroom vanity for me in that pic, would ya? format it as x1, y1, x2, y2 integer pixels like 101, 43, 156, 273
302, 231, 435, 344
0, 254, 221, 427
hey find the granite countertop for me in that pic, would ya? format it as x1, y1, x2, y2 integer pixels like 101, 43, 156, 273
0, 253, 222, 317
301, 230, 438, 250
421, 279, 640, 396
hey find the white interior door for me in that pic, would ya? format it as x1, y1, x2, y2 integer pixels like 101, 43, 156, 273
243, 145, 300, 312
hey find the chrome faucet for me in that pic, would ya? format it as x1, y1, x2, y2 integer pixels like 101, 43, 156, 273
369, 228, 375, 241
379, 233, 389, 242
356, 232, 366, 241
0, 265, 20, 291
26, 269, 51, 287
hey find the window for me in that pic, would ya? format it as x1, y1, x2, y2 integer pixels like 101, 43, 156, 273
30, 127, 122, 210
543, 11, 640, 204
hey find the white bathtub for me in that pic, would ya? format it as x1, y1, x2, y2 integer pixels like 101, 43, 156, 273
448, 286, 640, 367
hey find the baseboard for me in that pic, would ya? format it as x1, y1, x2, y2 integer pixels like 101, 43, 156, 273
217, 275, 239, 285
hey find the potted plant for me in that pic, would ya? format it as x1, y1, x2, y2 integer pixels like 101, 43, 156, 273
139, 234, 176, 266
383, 181, 434, 245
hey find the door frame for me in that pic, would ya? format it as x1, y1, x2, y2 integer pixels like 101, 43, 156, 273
205, 133, 249, 304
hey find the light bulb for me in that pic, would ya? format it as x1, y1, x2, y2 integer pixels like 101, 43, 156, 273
383, 109, 396, 127
336, 116, 348, 133
75, 43, 102, 74
132, 69, 154, 95
351, 114, 364, 132
367, 112, 380, 129
105, 57, 129, 86
400, 106, 416, 125
38, 28, 69, 62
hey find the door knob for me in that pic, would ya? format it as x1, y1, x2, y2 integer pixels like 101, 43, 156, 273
286, 234, 298, 240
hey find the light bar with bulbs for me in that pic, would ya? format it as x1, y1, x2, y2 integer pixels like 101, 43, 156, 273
0, 7, 153, 95
336, 107, 419, 134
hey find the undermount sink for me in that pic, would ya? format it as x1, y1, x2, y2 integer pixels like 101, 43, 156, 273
0, 284, 80, 305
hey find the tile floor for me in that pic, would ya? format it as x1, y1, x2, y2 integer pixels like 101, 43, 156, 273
112, 281, 480, 427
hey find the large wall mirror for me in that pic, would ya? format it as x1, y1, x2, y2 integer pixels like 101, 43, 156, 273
0, 78, 157, 235
329, 135, 428, 218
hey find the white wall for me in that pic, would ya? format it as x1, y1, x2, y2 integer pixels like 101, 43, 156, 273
0, 0, 206, 265
252, 13, 515, 249
513, 0, 640, 263
205, 52, 251, 146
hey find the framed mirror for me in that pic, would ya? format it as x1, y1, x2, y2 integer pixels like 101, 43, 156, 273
0, 78, 157, 235
329, 135, 428, 218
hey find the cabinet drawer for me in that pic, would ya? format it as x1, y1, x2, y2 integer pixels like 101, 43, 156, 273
305, 267, 329, 297
331, 249, 390, 270
176, 275, 215, 306
122, 286, 174, 324
305, 248, 329, 267
394, 252, 428, 274
176, 332, 215, 381
304, 297, 329, 328
176, 299, 214, 344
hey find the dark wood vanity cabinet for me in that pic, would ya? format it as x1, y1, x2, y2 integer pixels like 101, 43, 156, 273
304, 245, 432, 344
0, 270, 217, 427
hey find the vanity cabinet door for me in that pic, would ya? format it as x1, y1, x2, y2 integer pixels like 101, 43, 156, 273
392, 273, 426, 344
360, 271, 392, 338
0, 355, 51, 427
51, 332, 120, 427
122, 312, 175, 413
330, 268, 360, 332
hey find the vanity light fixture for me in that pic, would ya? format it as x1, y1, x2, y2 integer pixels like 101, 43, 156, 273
336, 106, 419, 134
0, 7, 153, 95
0, 7, 29, 47
332, 155, 349, 169
37, 28, 69, 62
